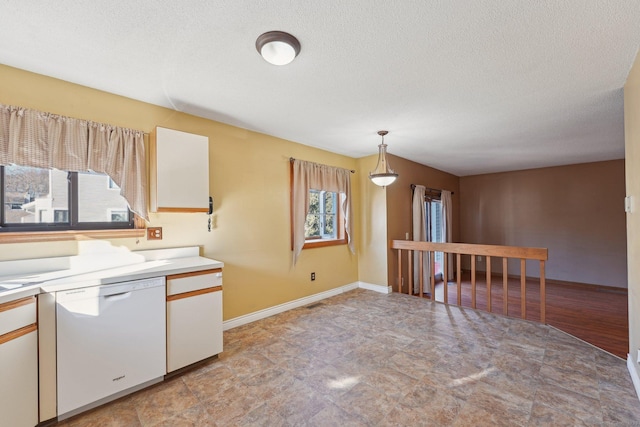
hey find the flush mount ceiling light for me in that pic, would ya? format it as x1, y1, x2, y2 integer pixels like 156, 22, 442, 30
255, 31, 301, 65
369, 130, 398, 187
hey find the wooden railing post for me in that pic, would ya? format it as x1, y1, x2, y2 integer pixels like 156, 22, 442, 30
486, 256, 492, 313
502, 257, 508, 316
397, 249, 402, 293
456, 253, 462, 306
408, 250, 413, 295
419, 252, 424, 298
471, 255, 477, 309
390, 241, 548, 324
443, 252, 449, 305
430, 251, 435, 301
520, 259, 526, 320
540, 260, 546, 323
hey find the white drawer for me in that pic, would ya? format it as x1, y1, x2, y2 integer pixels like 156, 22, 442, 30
166, 269, 222, 296
167, 289, 223, 372
0, 297, 37, 336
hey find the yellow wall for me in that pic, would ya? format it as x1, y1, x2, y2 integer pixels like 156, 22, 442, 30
356, 155, 388, 286
625, 51, 640, 362
0, 64, 360, 320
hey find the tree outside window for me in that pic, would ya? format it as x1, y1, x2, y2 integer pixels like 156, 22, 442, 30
305, 190, 337, 240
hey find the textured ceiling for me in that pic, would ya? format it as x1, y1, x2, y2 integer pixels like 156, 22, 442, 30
1, 1, 639, 176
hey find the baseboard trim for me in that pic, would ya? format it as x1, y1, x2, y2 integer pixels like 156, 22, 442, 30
222, 281, 393, 330
357, 281, 392, 294
223, 282, 359, 331
627, 355, 640, 402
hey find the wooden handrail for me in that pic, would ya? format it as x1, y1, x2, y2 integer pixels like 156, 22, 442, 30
390, 240, 548, 323
390, 241, 548, 261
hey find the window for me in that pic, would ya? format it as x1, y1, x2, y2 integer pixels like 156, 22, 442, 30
305, 190, 342, 241
290, 159, 354, 263
1, 165, 133, 231
426, 198, 444, 277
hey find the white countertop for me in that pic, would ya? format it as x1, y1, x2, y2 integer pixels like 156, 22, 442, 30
0, 246, 223, 305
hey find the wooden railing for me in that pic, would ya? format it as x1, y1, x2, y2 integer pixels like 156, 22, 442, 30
390, 241, 549, 323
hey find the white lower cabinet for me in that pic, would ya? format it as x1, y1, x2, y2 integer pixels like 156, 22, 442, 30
166, 269, 223, 372
0, 297, 38, 427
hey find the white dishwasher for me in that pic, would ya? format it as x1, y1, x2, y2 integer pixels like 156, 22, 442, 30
56, 276, 166, 419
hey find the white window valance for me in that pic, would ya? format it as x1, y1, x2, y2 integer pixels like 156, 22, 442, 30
0, 103, 148, 220
291, 158, 355, 264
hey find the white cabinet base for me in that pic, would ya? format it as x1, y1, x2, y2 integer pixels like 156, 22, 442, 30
166, 269, 223, 373
167, 289, 223, 372
0, 330, 38, 427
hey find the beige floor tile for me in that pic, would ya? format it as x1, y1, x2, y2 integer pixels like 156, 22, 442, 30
266, 378, 331, 424
56, 396, 141, 427
51, 289, 640, 426
201, 382, 263, 426
465, 381, 533, 426
533, 379, 603, 425
134, 378, 199, 426
233, 403, 290, 427
334, 381, 399, 424
526, 402, 591, 427
152, 405, 216, 427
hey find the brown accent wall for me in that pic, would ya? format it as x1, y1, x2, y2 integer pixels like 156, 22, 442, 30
460, 160, 627, 288
385, 154, 460, 291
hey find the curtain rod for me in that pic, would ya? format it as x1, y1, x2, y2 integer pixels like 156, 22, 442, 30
289, 157, 356, 173
411, 183, 454, 195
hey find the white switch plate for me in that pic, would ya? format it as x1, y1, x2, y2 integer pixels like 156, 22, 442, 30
625, 196, 633, 213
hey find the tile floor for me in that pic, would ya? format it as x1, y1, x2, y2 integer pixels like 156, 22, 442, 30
57, 289, 640, 426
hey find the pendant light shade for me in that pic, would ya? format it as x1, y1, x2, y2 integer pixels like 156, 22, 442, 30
256, 31, 301, 65
369, 130, 398, 187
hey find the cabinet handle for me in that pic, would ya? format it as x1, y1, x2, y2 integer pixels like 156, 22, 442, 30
167, 286, 222, 302
103, 292, 132, 301
0, 324, 37, 345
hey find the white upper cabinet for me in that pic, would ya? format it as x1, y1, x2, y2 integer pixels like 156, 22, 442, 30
150, 127, 209, 212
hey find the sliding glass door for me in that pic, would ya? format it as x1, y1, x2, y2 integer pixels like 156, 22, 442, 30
426, 198, 444, 278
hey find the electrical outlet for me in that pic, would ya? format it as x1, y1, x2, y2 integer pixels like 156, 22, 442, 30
311, 272, 316, 281
405, 232, 409, 239
147, 227, 163, 240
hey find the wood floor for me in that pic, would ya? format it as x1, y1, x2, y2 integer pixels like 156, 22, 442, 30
415, 272, 629, 358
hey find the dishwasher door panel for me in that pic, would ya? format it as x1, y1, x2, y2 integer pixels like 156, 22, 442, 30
56, 278, 166, 417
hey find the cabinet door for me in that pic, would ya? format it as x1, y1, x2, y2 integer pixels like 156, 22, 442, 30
167, 290, 223, 372
150, 126, 209, 212
0, 330, 38, 427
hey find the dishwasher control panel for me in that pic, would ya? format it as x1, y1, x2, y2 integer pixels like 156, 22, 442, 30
56, 277, 166, 302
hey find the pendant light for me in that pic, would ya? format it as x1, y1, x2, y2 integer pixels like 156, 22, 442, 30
255, 31, 301, 65
369, 130, 398, 187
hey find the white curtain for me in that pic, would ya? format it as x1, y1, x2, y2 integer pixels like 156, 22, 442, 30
412, 185, 430, 293
291, 159, 354, 265
0, 103, 148, 220
441, 190, 454, 279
